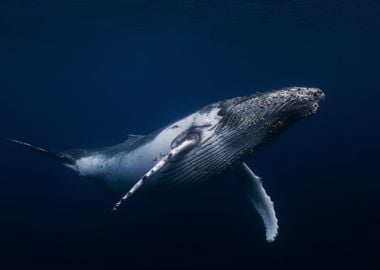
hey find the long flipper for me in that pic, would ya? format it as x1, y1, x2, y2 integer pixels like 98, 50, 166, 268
236, 162, 279, 242
112, 137, 198, 211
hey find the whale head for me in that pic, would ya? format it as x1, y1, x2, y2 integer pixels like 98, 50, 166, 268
216, 87, 325, 154
254, 87, 325, 133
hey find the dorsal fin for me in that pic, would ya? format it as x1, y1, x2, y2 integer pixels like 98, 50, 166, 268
120, 134, 146, 148
126, 134, 145, 140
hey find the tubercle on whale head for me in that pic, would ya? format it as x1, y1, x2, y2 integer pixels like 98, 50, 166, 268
260, 87, 325, 121
217, 87, 325, 136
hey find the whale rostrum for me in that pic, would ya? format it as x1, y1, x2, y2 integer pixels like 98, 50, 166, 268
6, 86, 325, 242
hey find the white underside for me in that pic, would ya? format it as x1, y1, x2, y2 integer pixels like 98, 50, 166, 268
75, 106, 222, 193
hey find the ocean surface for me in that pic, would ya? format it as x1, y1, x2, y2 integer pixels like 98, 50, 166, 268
1, 1, 379, 269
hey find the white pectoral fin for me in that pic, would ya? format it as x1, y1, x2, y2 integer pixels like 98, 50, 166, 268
237, 162, 279, 242
111, 137, 198, 211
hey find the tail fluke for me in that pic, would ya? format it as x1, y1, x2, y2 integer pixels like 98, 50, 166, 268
5, 138, 75, 165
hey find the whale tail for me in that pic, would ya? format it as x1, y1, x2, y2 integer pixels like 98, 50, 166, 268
4, 138, 77, 167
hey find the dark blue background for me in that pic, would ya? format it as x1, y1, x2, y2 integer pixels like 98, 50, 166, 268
1, 1, 379, 269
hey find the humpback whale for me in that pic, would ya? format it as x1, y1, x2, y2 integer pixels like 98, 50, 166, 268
6, 86, 324, 242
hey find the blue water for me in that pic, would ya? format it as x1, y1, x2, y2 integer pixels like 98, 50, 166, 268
1, 1, 379, 269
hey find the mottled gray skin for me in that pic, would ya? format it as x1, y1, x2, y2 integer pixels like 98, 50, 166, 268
5, 86, 324, 242
63, 87, 324, 195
